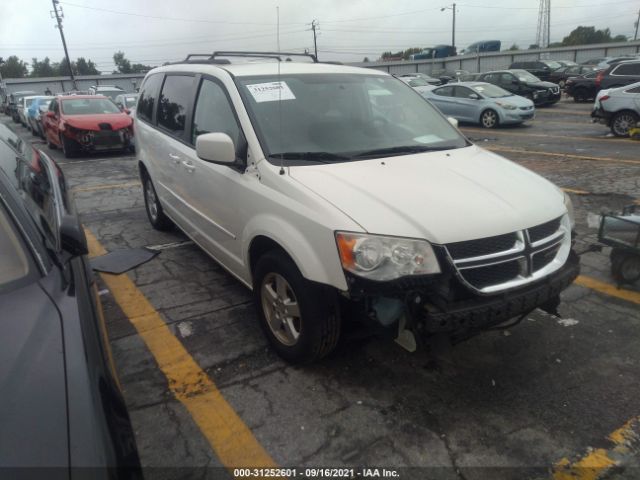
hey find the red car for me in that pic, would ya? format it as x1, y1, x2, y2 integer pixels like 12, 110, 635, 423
43, 95, 134, 158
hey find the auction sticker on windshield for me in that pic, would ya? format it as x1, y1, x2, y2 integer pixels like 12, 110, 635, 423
246, 82, 296, 103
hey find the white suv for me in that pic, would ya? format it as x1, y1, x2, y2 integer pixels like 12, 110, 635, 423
135, 52, 580, 363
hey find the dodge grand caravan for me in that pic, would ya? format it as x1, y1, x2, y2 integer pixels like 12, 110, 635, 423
135, 52, 580, 363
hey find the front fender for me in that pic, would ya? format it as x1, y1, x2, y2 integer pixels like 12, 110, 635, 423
242, 214, 348, 292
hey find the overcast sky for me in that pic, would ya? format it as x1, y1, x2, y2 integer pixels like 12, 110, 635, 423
1, 0, 637, 73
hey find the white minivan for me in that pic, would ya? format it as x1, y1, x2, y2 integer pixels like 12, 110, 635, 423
135, 52, 579, 363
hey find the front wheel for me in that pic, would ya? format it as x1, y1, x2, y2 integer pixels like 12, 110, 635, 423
60, 134, 77, 158
480, 109, 499, 129
610, 111, 638, 137
143, 174, 173, 230
253, 250, 340, 364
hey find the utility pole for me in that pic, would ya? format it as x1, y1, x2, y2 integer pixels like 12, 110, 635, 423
635, 9, 639, 40
311, 19, 319, 61
440, 4, 456, 50
51, 0, 77, 90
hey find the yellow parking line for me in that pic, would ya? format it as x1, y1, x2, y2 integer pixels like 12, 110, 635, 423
73, 182, 140, 193
574, 275, 640, 305
84, 229, 278, 471
485, 146, 640, 166
462, 127, 630, 144
552, 416, 640, 480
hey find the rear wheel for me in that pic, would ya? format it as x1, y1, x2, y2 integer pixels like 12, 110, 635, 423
480, 109, 499, 129
610, 111, 638, 137
253, 250, 340, 364
142, 174, 173, 230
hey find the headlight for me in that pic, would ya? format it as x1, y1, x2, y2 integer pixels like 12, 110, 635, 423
563, 192, 575, 228
496, 101, 517, 110
335, 232, 441, 281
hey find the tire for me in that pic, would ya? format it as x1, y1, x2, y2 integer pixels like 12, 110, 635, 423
610, 111, 639, 137
142, 174, 173, 230
572, 88, 587, 103
611, 250, 640, 285
60, 134, 77, 158
480, 109, 499, 129
253, 250, 341, 364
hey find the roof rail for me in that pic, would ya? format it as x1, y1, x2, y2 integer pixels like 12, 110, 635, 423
171, 54, 231, 65
212, 51, 318, 63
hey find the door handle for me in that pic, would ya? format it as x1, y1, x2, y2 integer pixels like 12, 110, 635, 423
182, 160, 196, 173
168, 153, 181, 165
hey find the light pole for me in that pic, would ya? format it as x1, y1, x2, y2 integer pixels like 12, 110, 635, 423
441, 3, 456, 50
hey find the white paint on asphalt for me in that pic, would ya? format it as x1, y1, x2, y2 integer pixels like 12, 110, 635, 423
177, 321, 194, 338
557, 318, 580, 327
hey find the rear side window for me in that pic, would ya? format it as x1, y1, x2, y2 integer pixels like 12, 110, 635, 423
191, 79, 241, 148
613, 63, 640, 76
434, 86, 454, 96
0, 203, 31, 291
137, 73, 164, 123
157, 75, 194, 136
626, 86, 640, 93
454, 86, 473, 98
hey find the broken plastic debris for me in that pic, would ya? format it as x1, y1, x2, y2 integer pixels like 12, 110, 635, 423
98, 289, 109, 296
557, 318, 579, 327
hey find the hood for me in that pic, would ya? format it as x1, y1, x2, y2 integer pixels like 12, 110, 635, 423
0, 282, 68, 467
63, 113, 132, 131
288, 145, 565, 244
525, 80, 558, 89
493, 95, 534, 107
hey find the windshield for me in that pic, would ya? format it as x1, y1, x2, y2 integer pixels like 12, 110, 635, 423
545, 61, 562, 70
124, 96, 138, 107
407, 78, 430, 87
512, 70, 541, 82
236, 73, 467, 161
471, 84, 512, 98
61, 98, 121, 115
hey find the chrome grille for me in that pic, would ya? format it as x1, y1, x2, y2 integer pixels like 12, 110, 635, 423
445, 216, 570, 293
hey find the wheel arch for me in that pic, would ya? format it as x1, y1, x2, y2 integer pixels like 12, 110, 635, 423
243, 216, 348, 291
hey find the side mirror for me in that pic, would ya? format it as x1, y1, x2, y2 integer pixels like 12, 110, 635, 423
468, 93, 480, 100
124, 108, 131, 115
46, 111, 55, 118
447, 117, 459, 128
60, 215, 88, 257
195, 132, 236, 164
512, 79, 520, 85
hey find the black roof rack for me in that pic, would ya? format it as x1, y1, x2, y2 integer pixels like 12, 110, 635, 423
171, 54, 231, 65
212, 51, 318, 63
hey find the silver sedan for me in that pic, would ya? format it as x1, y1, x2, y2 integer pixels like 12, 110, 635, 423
420, 82, 535, 128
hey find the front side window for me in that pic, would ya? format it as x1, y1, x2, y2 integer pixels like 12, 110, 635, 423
237, 73, 467, 161
191, 79, 241, 149
0, 202, 31, 291
157, 75, 194, 136
61, 98, 120, 115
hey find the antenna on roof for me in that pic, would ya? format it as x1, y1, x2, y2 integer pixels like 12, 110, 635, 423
277, 6, 285, 175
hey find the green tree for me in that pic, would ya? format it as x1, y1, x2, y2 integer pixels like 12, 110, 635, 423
528, 44, 540, 50
113, 51, 132, 73
0, 55, 28, 78
362, 57, 370, 63
56, 57, 76, 76
507, 44, 520, 51
561, 26, 614, 45
612, 34, 627, 42
76, 57, 100, 75
30, 57, 55, 77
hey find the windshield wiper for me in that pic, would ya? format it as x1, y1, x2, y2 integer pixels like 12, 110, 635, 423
352, 145, 453, 159
268, 151, 351, 162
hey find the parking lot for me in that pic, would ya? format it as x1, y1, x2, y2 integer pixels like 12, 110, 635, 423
4, 97, 640, 479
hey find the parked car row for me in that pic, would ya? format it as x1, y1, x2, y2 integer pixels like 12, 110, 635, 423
591, 81, 640, 137
2, 90, 139, 158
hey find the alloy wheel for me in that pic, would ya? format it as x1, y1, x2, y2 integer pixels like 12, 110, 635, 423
145, 179, 158, 222
481, 110, 498, 128
612, 113, 637, 137
260, 272, 301, 346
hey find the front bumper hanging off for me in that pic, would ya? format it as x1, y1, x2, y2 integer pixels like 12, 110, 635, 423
418, 251, 580, 337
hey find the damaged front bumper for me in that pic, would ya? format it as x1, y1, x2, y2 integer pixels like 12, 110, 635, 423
66, 127, 134, 151
345, 250, 580, 344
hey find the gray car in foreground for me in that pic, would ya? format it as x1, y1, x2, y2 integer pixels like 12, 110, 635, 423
591, 81, 640, 136
421, 82, 535, 128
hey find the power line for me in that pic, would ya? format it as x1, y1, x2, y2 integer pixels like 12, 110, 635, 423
58, 1, 304, 26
